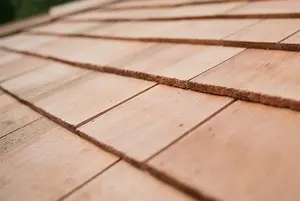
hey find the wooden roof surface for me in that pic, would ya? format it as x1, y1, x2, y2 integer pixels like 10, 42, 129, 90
1, 0, 300, 201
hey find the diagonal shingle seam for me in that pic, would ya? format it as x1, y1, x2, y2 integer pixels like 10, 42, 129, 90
2, 46, 300, 112
0, 116, 44, 140
0, 81, 221, 201
145, 99, 237, 162
55, 159, 122, 201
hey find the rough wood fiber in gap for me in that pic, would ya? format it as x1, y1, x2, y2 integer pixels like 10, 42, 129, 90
117, 44, 244, 80
0, 126, 117, 201
226, 0, 300, 16
280, 31, 300, 51
0, 117, 57, 154
78, 85, 232, 161
192, 49, 300, 106
64, 161, 196, 201
23, 27, 300, 52
3, 45, 300, 112
224, 19, 300, 47
149, 101, 300, 201
0, 56, 51, 83
67, 2, 243, 20
0, 59, 218, 201
1, 62, 91, 101
0, 77, 218, 201
32, 73, 155, 127
0, 93, 41, 138
28, 21, 104, 35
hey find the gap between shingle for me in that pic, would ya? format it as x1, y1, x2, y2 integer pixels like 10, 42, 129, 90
0, 116, 43, 140
56, 159, 122, 201
145, 99, 236, 162
2, 46, 300, 112
63, 12, 300, 22
75, 83, 158, 128
0, 83, 220, 201
25, 31, 300, 52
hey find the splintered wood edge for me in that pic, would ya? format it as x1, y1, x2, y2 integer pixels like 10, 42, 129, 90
2, 46, 300, 112
25, 31, 300, 52
0, 79, 220, 201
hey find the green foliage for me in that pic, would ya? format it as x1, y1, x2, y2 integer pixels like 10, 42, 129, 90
0, 0, 76, 24
0, 0, 15, 24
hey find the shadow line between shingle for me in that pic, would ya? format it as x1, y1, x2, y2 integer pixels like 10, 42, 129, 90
2, 46, 300, 112
26, 31, 300, 52
0, 82, 220, 201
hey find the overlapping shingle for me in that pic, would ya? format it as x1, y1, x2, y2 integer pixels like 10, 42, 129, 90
192, 49, 300, 103
0, 126, 117, 201
1, 0, 300, 201
78, 85, 232, 161
0, 93, 41, 138
0, 55, 51, 83
149, 101, 300, 201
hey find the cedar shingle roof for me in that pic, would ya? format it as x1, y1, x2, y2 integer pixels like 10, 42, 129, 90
1, 0, 300, 201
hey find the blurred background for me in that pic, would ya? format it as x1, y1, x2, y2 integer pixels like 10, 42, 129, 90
0, 0, 76, 24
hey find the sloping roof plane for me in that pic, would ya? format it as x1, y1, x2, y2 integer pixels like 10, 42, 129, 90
1, 0, 300, 201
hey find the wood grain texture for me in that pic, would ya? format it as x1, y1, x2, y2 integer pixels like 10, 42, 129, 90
0, 56, 51, 83
0, 117, 57, 154
0, 50, 22, 66
68, 2, 243, 20
0, 14, 52, 37
149, 101, 300, 201
34, 73, 155, 127
49, 0, 113, 17
192, 49, 300, 102
106, 0, 223, 9
0, 34, 56, 51
0, 94, 41, 138
119, 44, 244, 80
0, 126, 117, 201
88, 21, 180, 38
65, 161, 196, 201
280, 31, 300, 51
227, 0, 300, 15
79, 85, 232, 161
31, 37, 156, 66
1, 62, 91, 101
225, 19, 300, 44
28, 21, 103, 34
90, 19, 258, 40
